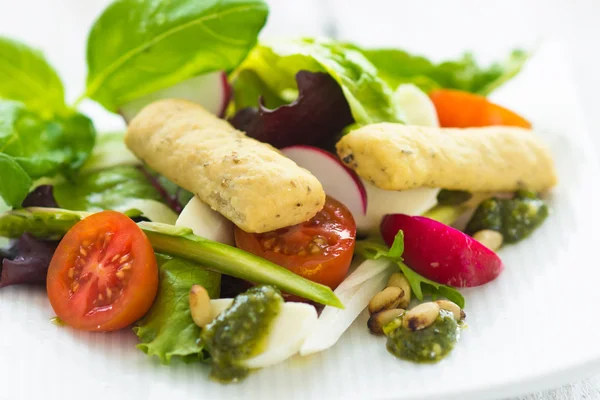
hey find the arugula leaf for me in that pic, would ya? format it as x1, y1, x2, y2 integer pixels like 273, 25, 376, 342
134, 254, 220, 364
356, 47, 529, 95
232, 38, 404, 125
0, 37, 67, 117
355, 232, 465, 308
84, 0, 268, 112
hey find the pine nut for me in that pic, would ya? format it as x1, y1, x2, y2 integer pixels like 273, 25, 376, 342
435, 300, 463, 320
189, 285, 212, 328
402, 302, 440, 331
368, 309, 405, 335
473, 229, 503, 252
368, 286, 404, 315
386, 272, 411, 308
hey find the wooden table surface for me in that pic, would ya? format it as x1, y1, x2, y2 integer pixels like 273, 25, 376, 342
1, 0, 599, 398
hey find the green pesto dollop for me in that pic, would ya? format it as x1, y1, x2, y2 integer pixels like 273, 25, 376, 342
437, 189, 473, 206
385, 310, 460, 363
200, 285, 283, 382
466, 190, 549, 244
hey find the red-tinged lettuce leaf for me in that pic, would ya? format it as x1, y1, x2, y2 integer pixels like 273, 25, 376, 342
0, 234, 58, 289
21, 185, 59, 208
229, 70, 354, 149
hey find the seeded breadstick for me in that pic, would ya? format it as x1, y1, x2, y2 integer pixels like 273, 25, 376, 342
126, 99, 325, 233
336, 123, 557, 192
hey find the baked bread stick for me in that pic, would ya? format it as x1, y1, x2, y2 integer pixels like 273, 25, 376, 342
126, 99, 325, 233
336, 123, 557, 192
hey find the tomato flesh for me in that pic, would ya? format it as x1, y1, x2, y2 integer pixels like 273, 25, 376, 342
47, 211, 158, 331
235, 196, 356, 291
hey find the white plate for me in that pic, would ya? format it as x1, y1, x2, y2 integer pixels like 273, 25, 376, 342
0, 35, 599, 400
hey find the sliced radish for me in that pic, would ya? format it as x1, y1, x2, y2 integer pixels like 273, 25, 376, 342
120, 71, 231, 123
381, 214, 504, 287
355, 183, 439, 236
208, 298, 317, 369
176, 196, 234, 246
281, 145, 367, 216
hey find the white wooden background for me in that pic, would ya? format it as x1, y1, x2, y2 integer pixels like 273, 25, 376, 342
1, 0, 599, 398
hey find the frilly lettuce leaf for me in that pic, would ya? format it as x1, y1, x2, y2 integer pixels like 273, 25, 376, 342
231, 38, 404, 125
355, 47, 529, 95
133, 254, 221, 364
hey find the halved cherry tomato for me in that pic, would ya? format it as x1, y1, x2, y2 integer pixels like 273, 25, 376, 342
47, 211, 158, 331
430, 89, 532, 128
235, 196, 356, 290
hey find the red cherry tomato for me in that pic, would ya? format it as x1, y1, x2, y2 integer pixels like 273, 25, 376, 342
47, 211, 158, 331
235, 196, 356, 290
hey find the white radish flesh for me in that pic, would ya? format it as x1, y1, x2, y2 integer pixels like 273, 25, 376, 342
176, 196, 234, 245
281, 145, 367, 216
208, 299, 318, 369
120, 71, 231, 122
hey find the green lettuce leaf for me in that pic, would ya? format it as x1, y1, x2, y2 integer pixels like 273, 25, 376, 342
355, 232, 465, 308
84, 0, 268, 112
356, 47, 528, 95
52, 165, 177, 223
0, 153, 31, 207
232, 38, 404, 124
134, 254, 221, 364
0, 37, 67, 117
0, 100, 96, 206
81, 131, 140, 173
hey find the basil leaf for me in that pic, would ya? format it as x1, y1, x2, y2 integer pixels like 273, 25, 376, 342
356, 47, 529, 95
0, 153, 31, 207
0, 37, 67, 117
134, 254, 221, 364
84, 0, 268, 112
0, 100, 96, 179
232, 38, 404, 125
355, 233, 465, 308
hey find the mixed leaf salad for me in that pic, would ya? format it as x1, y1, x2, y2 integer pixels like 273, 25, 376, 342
0, 0, 556, 383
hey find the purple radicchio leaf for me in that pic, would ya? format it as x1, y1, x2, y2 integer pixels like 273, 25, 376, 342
0, 234, 59, 289
229, 70, 354, 149
21, 185, 59, 208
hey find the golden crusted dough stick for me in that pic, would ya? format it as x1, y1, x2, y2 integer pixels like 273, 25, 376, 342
336, 123, 557, 192
126, 99, 325, 233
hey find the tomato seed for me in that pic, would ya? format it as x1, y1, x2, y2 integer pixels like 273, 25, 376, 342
106, 288, 112, 299
68, 268, 74, 279
111, 254, 119, 262
119, 254, 130, 264
121, 263, 131, 271
80, 247, 88, 256
116, 271, 125, 280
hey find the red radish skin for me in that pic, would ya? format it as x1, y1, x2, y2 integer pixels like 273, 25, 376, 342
282, 146, 367, 215
120, 71, 230, 123
381, 214, 504, 287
